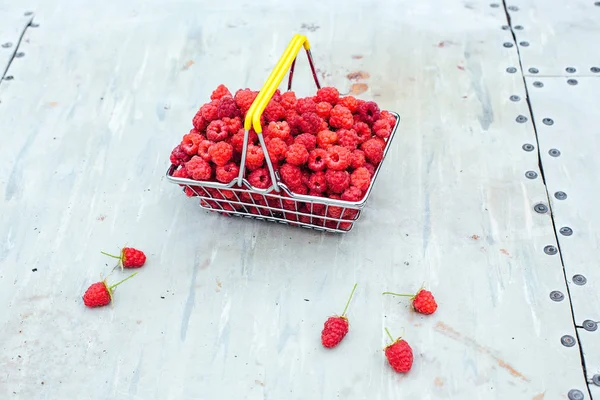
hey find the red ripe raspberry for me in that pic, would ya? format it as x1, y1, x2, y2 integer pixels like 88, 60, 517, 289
266, 121, 291, 140
316, 130, 338, 149
316, 87, 340, 105
263, 100, 286, 122
280, 91, 297, 110
325, 170, 350, 194
351, 167, 371, 191
82, 281, 112, 307
301, 169, 311, 187
294, 133, 317, 152
192, 111, 208, 132
234, 89, 258, 115
279, 163, 303, 188
186, 156, 213, 180
208, 141, 233, 166
285, 143, 309, 166
245, 144, 265, 170
326, 194, 343, 218
329, 105, 354, 129
248, 167, 272, 189
296, 97, 317, 114
170, 145, 192, 166
373, 118, 392, 139
308, 171, 327, 193
361, 138, 385, 164
341, 186, 363, 202
321, 317, 348, 348
197, 140, 214, 162
326, 146, 352, 171
181, 130, 203, 155
291, 183, 308, 195
272, 89, 282, 103
316, 102, 333, 119
229, 129, 258, 153
338, 96, 359, 113
222, 117, 242, 134
357, 101, 381, 126
297, 112, 323, 135
308, 148, 329, 172
380, 110, 397, 127
266, 137, 288, 164
337, 129, 359, 151
350, 150, 366, 169
215, 162, 240, 183
412, 289, 438, 315
385, 334, 413, 373
200, 100, 219, 122
217, 96, 241, 119
206, 120, 229, 142
211, 84, 232, 100
119, 247, 146, 268
172, 166, 189, 178
364, 162, 376, 176
353, 121, 372, 144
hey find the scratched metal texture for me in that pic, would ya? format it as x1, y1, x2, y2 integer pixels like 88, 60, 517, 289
0, 0, 590, 399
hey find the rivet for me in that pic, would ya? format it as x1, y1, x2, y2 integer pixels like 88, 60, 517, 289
529, 67, 539, 74
510, 95, 521, 101
514, 25, 524, 30
508, 5, 519, 11
560, 227, 573, 236
24, 11, 33, 16
549, 148, 561, 157
516, 115, 528, 123
520, 41, 529, 47
544, 245, 558, 255
1, 42, 12, 48
593, 374, 600, 386
501, 25, 510, 30
567, 389, 584, 400
566, 67, 576, 73
29, 22, 39, 28
507, 67, 517, 73
522, 143, 534, 151
592, 67, 600, 73
573, 274, 587, 285
596, 1, 600, 5
534, 203, 548, 213
554, 191, 567, 200
533, 81, 544, 88
567, 79, 578, 85
561, 335, 576, 347
525, 171, 538, 179
4, 76, 14, 81
503, 42, 514, 48
490, 3, 500, 7
549, 291, 564, 302
543, 118, 554, 125
582, 320, 597, 332
15, 52, 24, 58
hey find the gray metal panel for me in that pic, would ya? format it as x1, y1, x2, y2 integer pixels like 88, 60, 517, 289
0, 7, 33, 79
0, 0, 589, 399
579, 328, 600, 382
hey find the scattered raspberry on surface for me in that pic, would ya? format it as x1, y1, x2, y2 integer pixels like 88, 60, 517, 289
361, 138, 385, 164
211, 84, 232, 101
337, 96, 359, 113
294, 133, 317, 152
351, 167, 371, 191
248, 167, 272, 189
329, 105, 354, 129
297, 112, 323, 135
316, 130, 338, 149
263, 100, 286, 122
373, 118, 392, 139
356, 101, 381, 126
364, 162, 376, 176
208, 141, 233, 166
316, 87, 340, 105
337, 128, 359, 151
215, 162, 240, 183
172, 166, 189, 179
222, 117, 242, 134
121, 248, 146, 268
170, 145, 192, 166
285, 143, 309, 166
82, 282, 112, 308
352, 121, 371, 144
201, 100, 219, 122
280, 91, 297, 110
266, 137, 288, 164
308, 148, 329, 171
279, 163, 303, 189
316, 102, 333, 120
385, 336, 413, 373
181, 130, 203, 155
308, 171, 327, 193
266, 121, 291, 140
350, 150, 366, 169
412, 289, 438, 315
341, 186, 363, 202
197, 139, 214, 162
326, 145, 352, 171
321, 317, 348, 348
186, 156, 213, 181
325, 170, 350, 194
206, 120, 229, 142
192, 111, 208, 132
245, 144, 265, 170
296, 97, 317, 114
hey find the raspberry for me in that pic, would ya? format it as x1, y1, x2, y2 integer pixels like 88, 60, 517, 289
280, 91, 297, 110
412, 289, 438, 315
234, 89, 258, 115
208, 141, 233, 166
301, 169, 311, 187
266, 137, 288, 164
245, 144, 265, 170
186, 156, 213, 180
290, 183, 308, 195
82, 281, 112, 308
285, 143, 309, 166
286, 110, 302, 136
361, 138, 385, 164
341, 186, 363, 202
325, 170, 350, 194
320, 284, 357, 348
350, 150, 366, 169
192, 111, 208, 131
384, 331, 413, 373
337, 96, 359, 113
215, 162, 240, 183
308, 148, 329, 172
200, 100, 219, 122
373, 118, 392, 139
279, 163, 303, 189
217, 96, 241, 119
308, 171, 327, 193
197, 140, 214, 162
329, 105, 354, 129
272, 89, 282, 103
316, 130, 338, 149
353, 121, 372, 144
121, 248, 146, 268
229, 129, 258, 153
325, 194, 343, 219
263, 100, 286, 122
172, 166, 189, 178
211, 84, 232, 100
380, 110, 397, 127
266, 121, 291, 140
297, 112, 323, 135
248, 167, 272, 189
326, 145, 352, 171
296, 97, 317, 114
316, 87, 340, 105
222, 117, 242, 134
364, 162, 376, 176
357, 101, 381, 126
351, 167, 371, 191
206, 120, 229, 142
170, 145, 192, 166
316, 102, 333, 119
294, 133, 317, 152
337, 128, 359, 151
181, 130, 203, 155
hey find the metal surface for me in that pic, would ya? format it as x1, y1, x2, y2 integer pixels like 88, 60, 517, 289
0, 7, 32, 79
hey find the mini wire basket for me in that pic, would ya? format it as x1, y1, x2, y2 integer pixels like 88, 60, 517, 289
166, 34, 400, 233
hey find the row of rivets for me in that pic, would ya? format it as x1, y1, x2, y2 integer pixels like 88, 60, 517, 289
528, 67, 599, 74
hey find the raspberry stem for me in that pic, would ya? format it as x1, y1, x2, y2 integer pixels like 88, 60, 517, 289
109, 272, 138, 290
385, 327, 394, 342
341, 283, 358, 317
101, 251, 122, 260
382, 291, 413, 297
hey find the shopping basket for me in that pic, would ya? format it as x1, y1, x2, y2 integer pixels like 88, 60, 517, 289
166, 34, 400, 233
